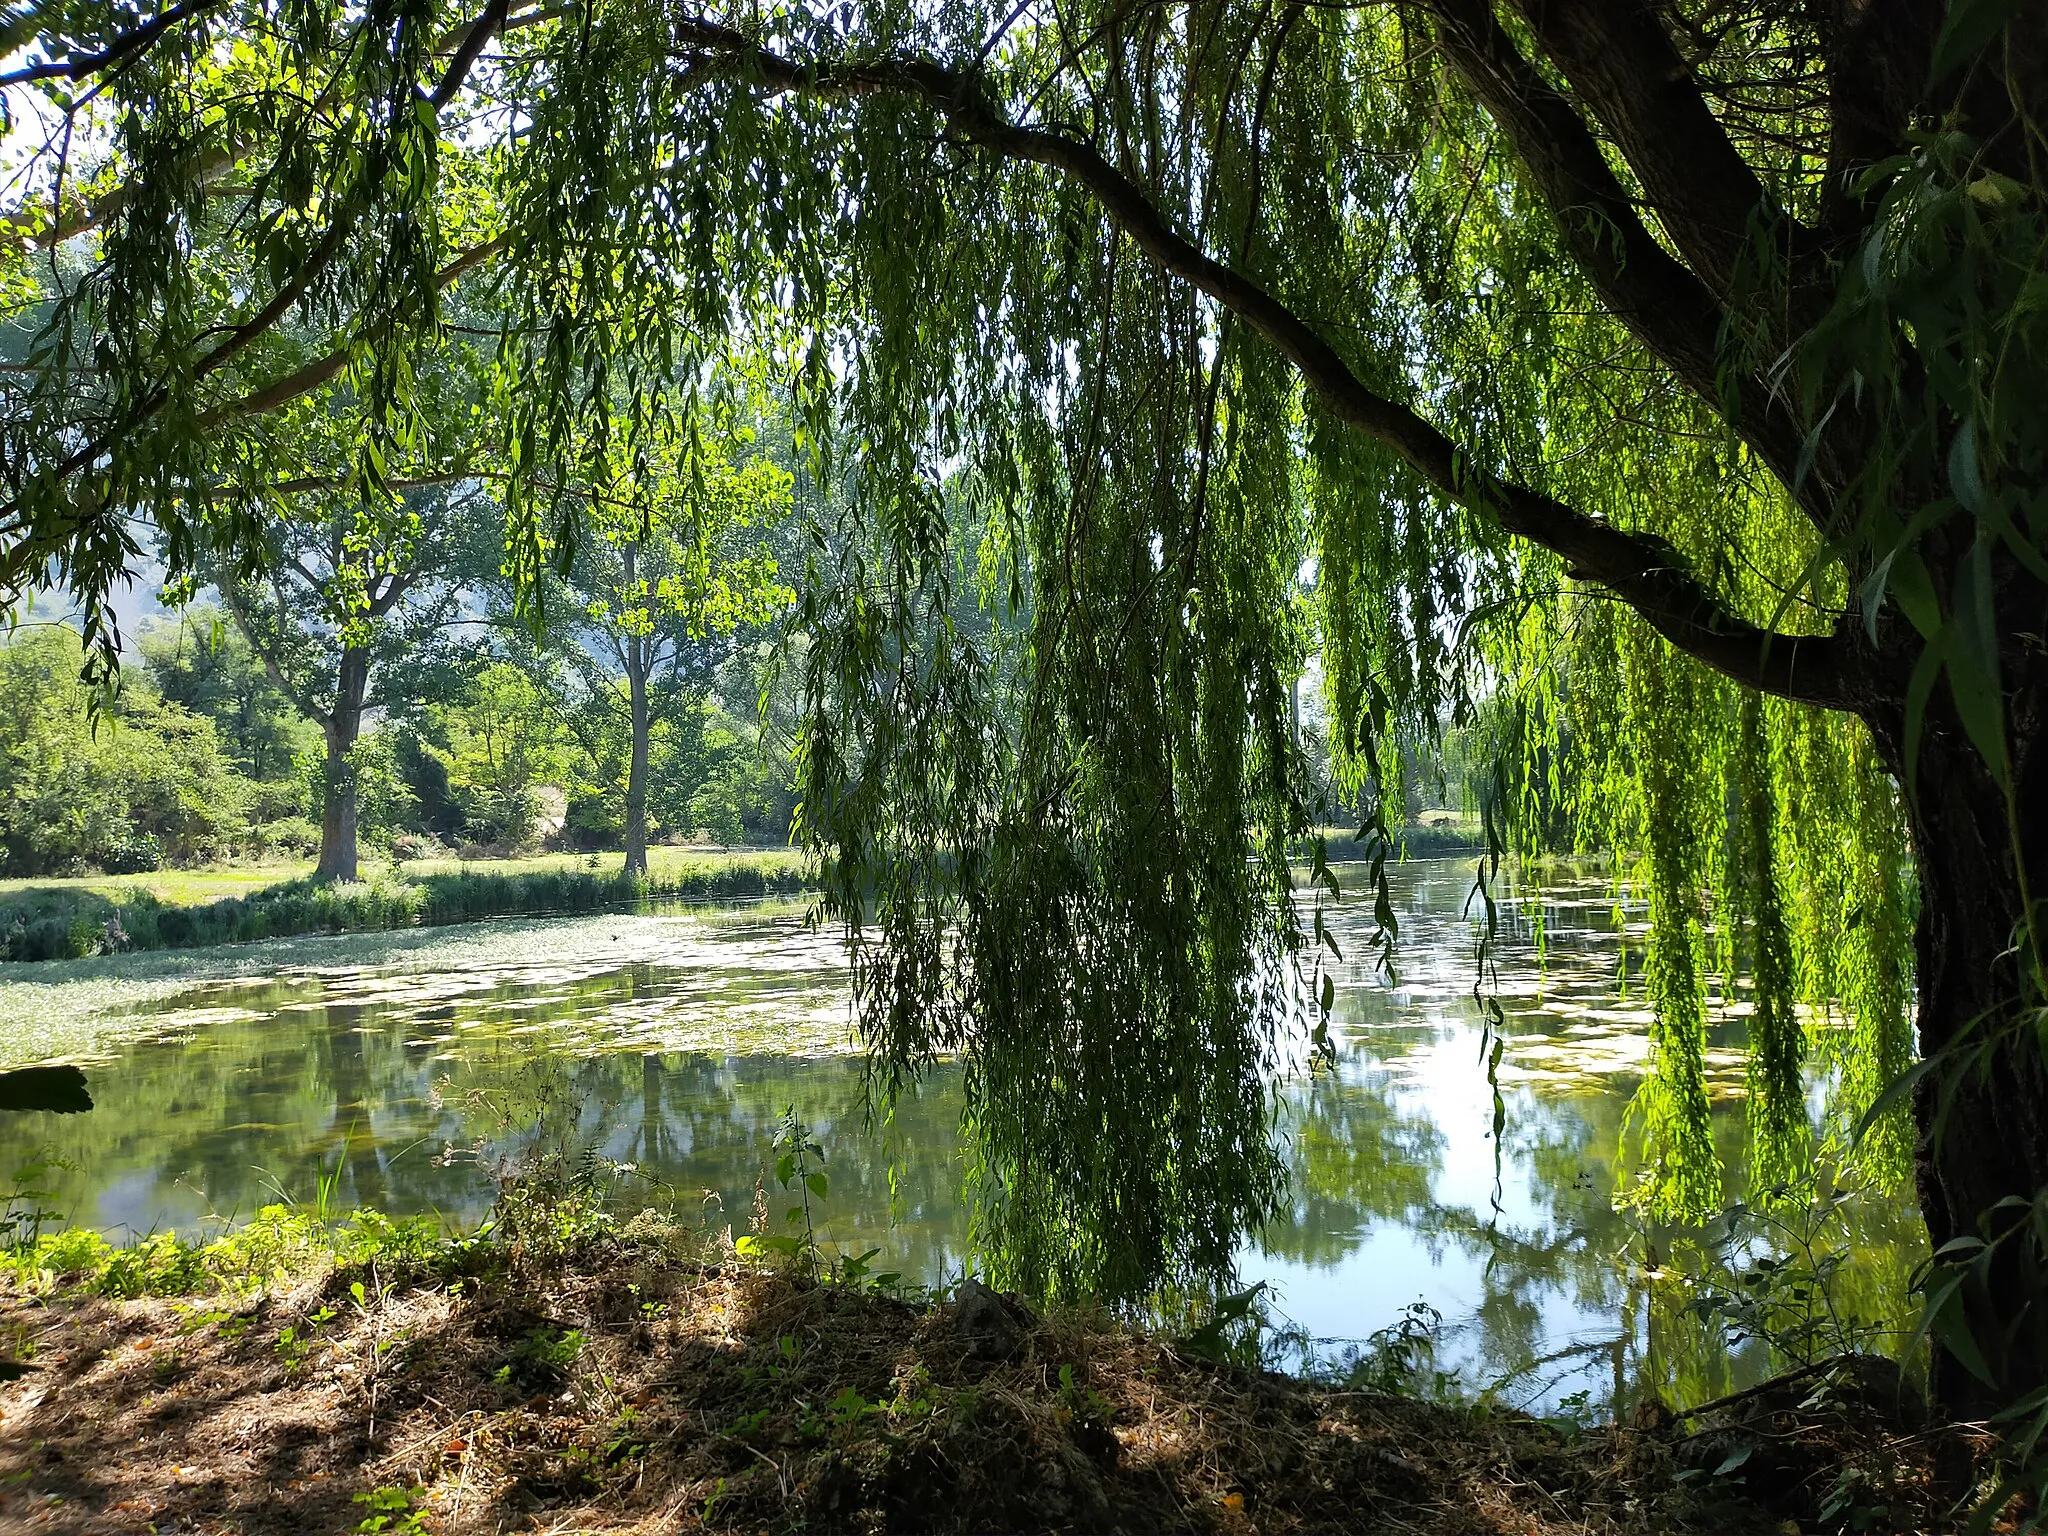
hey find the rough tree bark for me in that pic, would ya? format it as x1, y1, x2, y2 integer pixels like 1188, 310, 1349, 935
624, 638, 651, 878
1869, 657, 2048, 1416
315, 645, 371, 883
621, 541, 652, 879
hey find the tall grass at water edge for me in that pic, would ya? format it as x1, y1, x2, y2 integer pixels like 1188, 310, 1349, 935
0, 854, 811, 962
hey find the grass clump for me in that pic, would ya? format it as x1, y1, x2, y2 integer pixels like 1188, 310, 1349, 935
2, 1205, 460, 1299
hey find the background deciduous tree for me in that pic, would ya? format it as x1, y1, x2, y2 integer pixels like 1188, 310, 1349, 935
538, 411, 793, 873
205, 481, 501, 879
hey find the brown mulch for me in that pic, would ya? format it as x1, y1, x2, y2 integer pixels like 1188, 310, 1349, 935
0, 1247, 1952, 1534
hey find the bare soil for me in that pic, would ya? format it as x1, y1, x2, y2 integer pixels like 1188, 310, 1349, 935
0, 1246, 1946, 1534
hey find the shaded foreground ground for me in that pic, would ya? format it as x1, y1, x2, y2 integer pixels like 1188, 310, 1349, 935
0, 1240, 1956, 1535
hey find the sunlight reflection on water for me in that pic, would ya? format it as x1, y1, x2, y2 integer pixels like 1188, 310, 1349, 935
0, 860, 1921, 1413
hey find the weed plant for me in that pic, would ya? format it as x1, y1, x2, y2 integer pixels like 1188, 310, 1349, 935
1, 1205, 458, 1298
1669, 1169, 1921, 1378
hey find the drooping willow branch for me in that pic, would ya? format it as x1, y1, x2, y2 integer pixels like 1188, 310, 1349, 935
0, 0, 228, 87
0, 3, 1877, 712
663, 18, 1874, 711
200, 235, 508, 423
0, 0, 511, 539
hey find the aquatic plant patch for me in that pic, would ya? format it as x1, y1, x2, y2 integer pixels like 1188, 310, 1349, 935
0, 906, 841, 1069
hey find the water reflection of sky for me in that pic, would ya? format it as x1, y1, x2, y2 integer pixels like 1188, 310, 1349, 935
0, 859, 1921, 1413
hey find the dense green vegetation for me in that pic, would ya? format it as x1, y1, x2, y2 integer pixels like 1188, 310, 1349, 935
0, 625, 276, 875
3, 0, 2048, 1510
0, 602, 803, 880
0, 849, 808, 961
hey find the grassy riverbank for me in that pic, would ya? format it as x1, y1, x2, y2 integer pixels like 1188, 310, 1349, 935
0, 848, 811, 962
0, 833, 1500, 964
0, 1215, 1937, 1535
1301, 821, 1488, 861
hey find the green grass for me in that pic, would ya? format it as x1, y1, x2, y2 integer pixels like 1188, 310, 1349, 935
398, 844, 802, 881
0, 845, 795, 909
0, 846, 812, 963
0, 862, 317, 907
1307, 820, 1488, 859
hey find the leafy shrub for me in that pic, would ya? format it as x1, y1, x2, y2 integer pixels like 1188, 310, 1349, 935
352, 1485, 430, 1535
649, 699, 793, 845
254, 815, 323, 855
455, 784, 541, 850
432, 664, 564, 849
26, 1226, 110, 1277
96, 1231, 207, 1297
690, 780, 747, 845
0, 887, 160, 960
5, 1204, 462, 1299
386, 831, 449, 861
140, 607, 318, 782
0, 631, 260, 874
101, 830, 163, 874
563, 788, 623, 849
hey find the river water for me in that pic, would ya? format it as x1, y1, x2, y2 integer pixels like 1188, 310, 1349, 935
0, 859, 1923, 1414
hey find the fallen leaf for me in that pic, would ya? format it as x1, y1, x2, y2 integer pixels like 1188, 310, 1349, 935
1222, 1493, 1245, 1512
445, 1439, 468, 1455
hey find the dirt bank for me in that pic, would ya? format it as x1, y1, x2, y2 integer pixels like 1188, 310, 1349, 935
0, 1244, 1937, 1533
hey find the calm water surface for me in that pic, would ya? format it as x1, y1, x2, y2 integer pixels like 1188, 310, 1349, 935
0, 859, 1923, 1412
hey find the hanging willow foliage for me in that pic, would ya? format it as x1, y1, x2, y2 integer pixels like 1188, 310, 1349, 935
2, 2, 2044, 1353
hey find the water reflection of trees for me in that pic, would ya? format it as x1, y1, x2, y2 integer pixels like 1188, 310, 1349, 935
1257, 986, 1920, 1414
0, 870, 1927, 1415
438, 1044, 972, 1282
1262, 1073, 1443, 1266
0, 1000, 481, 1231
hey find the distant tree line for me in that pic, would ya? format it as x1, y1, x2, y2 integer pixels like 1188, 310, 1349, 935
0, 581, 798, 879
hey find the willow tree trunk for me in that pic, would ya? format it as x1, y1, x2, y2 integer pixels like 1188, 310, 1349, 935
623, 634, 651, 879
314, 646, 371, 883
1871, 662, 2048, 1420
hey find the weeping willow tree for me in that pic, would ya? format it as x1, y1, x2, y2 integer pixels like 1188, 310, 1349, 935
1, 0, 2044, 1415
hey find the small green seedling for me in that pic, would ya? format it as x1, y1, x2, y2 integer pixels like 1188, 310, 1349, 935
352, 1484, 429, 1534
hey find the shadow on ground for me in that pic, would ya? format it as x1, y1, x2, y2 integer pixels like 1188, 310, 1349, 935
0, 1244, 1936, 1533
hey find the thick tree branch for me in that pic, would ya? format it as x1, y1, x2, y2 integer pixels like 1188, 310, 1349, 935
1504, 0, 1796, 302
433, 0, 561, 55
1422, 0, 1836, 523
431, 0, 511, 108
217, 578, 324, 725
668, 20, 1869, 709
259, 468, 487, 497
0, 1, 507, 528
0, 0, 224, 87
198, 236, 506, 424
192, 0, 509, 383
1811, 0, 1938, 234
0, 148, 239, 249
